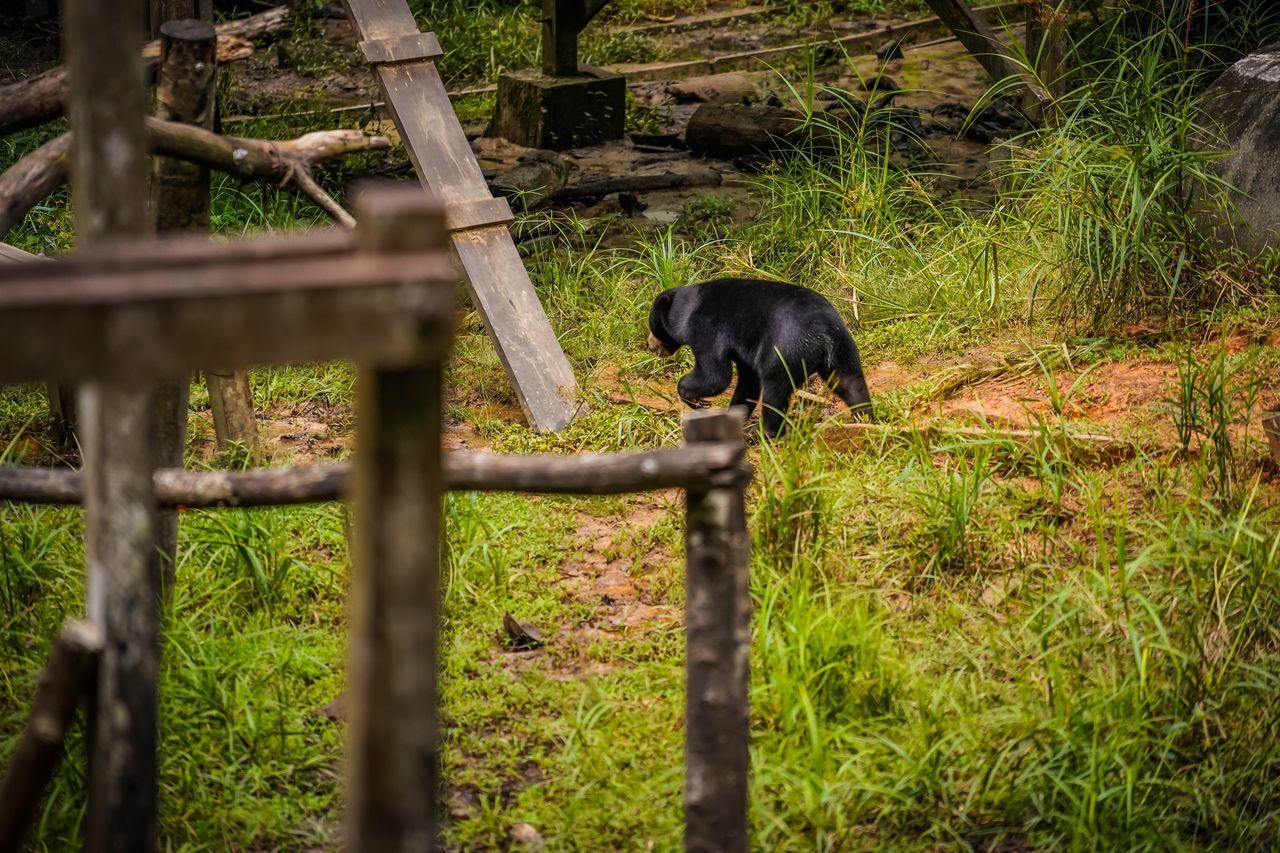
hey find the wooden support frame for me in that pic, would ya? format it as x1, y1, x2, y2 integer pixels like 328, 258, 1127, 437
541, 0, 613, 76
0, 183, 457, 853
920, 0, 1052, 112
342, 0, 580, 433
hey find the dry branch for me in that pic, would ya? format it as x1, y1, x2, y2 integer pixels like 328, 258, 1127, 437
0, 119, 391, 236
0, 621, 102, 853
0, 444, 748, 507
0, 7, 289, 137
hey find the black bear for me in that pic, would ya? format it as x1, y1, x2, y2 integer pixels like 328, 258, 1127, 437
647, 278, 873, 437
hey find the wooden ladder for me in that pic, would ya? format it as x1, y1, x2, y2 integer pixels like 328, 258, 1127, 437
343, 0, 581, 433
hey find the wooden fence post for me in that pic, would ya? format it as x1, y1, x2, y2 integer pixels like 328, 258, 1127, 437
64, 0, 161, 850
681, 407, 751, 853
152, 17, 263, 467
151, 19, 215, 591
345, 186, 452, 851
82, 381, 162, 853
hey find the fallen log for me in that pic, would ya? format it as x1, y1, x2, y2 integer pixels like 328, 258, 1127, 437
0, 620, 102, 853
0, 6, 289, 137
0, 118, 391, 236
0, 443, 748, 507
549, 168, 723, 202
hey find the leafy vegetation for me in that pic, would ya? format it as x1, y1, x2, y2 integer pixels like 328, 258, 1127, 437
3, 0, 1280, 850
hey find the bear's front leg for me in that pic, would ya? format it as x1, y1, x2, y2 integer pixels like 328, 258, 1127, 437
677, 350, 732, 410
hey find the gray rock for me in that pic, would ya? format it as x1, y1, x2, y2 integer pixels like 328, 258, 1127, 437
1198, 43, 1280, 256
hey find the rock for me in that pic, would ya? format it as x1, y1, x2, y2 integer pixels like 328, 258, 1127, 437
489, 150, 570, 211
666, 72, 766, 104
1197, 42, 1280, 256
876, 36, 907, 62
618, 192, 648, 215
510, 823, 546, 850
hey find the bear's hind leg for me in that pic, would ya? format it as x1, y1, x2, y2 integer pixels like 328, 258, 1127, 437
729, 363, 761, 413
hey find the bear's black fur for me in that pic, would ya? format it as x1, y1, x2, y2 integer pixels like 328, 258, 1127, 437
647, 278, 872, 436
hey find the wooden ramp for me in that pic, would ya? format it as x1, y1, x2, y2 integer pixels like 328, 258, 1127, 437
342, 0, 580, 433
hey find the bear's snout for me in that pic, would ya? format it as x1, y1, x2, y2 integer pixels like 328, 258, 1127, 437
647, 332, 673, 357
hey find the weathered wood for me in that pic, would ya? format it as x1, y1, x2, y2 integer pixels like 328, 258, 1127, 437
342, 0, 580, 432
543, 0, 580, 76
152, 17, 217, 592
612, 1, 1024, 82
359, 32, 443, 65
920, 0, 1051, 108
0, 242, 38, 263
0, 6, 285, 137
1265, 412, 1280, 466
550, 168, 723, 202
147, 0, 212, 37
1026, 0, 1067, 100
346, 187, 452, 852
0, 251, 454, 383
64, 0, 160, 841
0, 120, 391, 238
681, 407, 751, 853
152, 18, 262, 466
0, 442, 747, 506
0, 621, 102, 853
82, 381, 162, 853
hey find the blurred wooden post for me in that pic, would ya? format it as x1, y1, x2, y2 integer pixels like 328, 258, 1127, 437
152, 17, 263, 466
0, 621, 102, 853
1026, 0, 1067, 100
151, 18, 215, 595
681, 407, 751, 853
147, 0, 211, 38
64, 0, 161, 851
345, 187, 451, 850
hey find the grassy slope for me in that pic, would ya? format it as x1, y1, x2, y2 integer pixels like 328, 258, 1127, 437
3, 3, 1280, 851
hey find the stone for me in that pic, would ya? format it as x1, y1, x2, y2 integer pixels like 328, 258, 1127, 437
487, 66, 626, 150
666, 71, 767, 105
1198, 43, 1280, 256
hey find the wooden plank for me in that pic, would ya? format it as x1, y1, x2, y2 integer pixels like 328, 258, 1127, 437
681, 408, 752, 853
346, 184, 450, 851
0, 259, 454, 383
445, 196, 514, 233
611, 1, 1024, 82
342, 0, 580, 433
0, 243, 37, 263
359, 32, 442, 65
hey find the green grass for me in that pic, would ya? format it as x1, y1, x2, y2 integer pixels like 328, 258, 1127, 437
4, 1, 1280, 849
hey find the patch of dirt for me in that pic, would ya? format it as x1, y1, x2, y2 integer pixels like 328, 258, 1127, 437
493, 493, 684, 682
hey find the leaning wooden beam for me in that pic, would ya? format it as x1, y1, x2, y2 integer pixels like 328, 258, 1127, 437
0, 443, 747, 506
0, 6, 289, 137
920, 0, 1051, 107
681, 408, 752, 853
0, 120, 390, 237
0, 621, 102, 853
343, 0, 581, 433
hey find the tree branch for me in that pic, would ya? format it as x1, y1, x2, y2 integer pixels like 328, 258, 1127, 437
0, 7, 290, 137
0, 119, 391, 236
